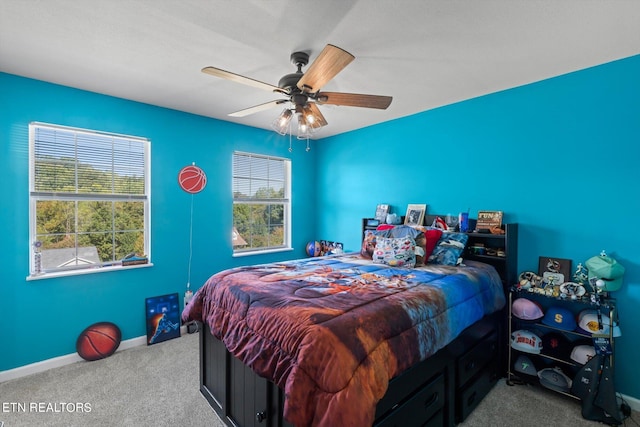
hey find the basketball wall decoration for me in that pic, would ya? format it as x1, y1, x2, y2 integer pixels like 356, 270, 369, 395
76, 322, 122, 361
178, 164, 207, 194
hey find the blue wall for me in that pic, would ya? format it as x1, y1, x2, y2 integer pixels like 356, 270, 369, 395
2, 54, 639, 400
0, 73, 317, 371
315, 55, 640, 398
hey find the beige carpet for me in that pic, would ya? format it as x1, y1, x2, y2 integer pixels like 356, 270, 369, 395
461, 380, 609, 427
0, 333, 221, 427
1, 332, 636, 426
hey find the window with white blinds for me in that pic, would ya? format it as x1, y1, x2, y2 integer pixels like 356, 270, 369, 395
29, 122, 150, 277
232, 152, 291, 254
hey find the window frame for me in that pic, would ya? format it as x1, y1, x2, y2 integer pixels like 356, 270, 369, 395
28, 122, 151, 279
232, 151, 292, 256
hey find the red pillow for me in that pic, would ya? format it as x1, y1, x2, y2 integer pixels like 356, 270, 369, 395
422, 228, 443, 259
376, 224, 395, 231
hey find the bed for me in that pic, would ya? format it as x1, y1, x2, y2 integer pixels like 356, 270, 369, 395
182, 220, 517, 427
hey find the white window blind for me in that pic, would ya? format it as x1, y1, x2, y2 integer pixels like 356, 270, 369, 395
232, 152, 290, 253
32, 125, 146, 197
29, 122, 150, 277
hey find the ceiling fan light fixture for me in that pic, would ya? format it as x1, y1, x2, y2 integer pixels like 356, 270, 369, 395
302, 105, 326, 129
296, 113, 313, 140
271, 108, 293, 135
302, 106, 315, 124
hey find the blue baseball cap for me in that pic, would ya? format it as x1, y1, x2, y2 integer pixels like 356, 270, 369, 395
541, 306, 577, 331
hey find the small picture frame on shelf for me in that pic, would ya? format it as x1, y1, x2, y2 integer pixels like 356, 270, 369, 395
404, 204, 426, 226
538, 256, 572, 285
476, 210, 503, 230
374, 204, 389, 222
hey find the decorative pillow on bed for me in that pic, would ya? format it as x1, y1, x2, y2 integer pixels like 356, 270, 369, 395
376, 224, 395, 231
380, 225, 426, 265
372, 236, 416, 268
411, 226, 443, 261
361, 229, 382, 259
427, 232, 469, 266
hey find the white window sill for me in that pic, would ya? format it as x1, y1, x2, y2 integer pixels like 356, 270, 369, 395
26, 263, 153, 281
233, 247, 294, 257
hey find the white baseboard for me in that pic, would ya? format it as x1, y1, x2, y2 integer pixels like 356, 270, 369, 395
0, 326, 187, 384
622, 393, 640, 413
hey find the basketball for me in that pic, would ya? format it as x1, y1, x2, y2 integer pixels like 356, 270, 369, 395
306, 241, 322, 257
76, 322, 122, 361
178, 165, 207, 194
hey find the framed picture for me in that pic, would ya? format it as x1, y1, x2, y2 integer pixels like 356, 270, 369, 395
374, 204, 390, 221
538, 257, 572, 285
476, 210, 503, 230
404, 204, 426, 226
145, 293, 181, 345
320, 240, 344, 256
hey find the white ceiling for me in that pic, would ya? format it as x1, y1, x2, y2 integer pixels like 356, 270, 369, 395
1, 1, 639, 139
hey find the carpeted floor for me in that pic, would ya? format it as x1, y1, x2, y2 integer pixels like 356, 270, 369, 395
0, 333, 220, 427
1, 332, 637, 426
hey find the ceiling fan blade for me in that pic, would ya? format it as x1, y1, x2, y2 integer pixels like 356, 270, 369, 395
229, 99, 288, 117
316, 92, 392, 110
202, 66, 284, 93
297, 44, 355, 93
306, 103, 328, 128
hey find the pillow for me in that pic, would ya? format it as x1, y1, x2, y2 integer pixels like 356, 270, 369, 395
411, 226, 443, 261
360, 229, 379, 259
372, 236, 416, 268
376, 224, 395, 231
381, 225, 427, 265
428, 232, 469, 266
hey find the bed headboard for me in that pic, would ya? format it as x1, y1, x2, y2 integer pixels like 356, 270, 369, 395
361, 216, 518, 290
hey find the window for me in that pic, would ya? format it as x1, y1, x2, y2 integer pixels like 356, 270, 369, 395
232, 152, 291, 254
29, 123, 150, 277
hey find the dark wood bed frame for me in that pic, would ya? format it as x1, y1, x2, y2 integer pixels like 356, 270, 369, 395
197, 219, 518, 427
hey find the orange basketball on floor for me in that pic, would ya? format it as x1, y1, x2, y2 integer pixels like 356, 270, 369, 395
76, 322, 121, 361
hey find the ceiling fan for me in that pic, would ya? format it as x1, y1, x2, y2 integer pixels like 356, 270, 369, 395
201, 44, 392, 138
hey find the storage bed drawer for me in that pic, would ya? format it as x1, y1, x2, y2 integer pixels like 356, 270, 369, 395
375, 372, 445, 427
456, 331, 498, 387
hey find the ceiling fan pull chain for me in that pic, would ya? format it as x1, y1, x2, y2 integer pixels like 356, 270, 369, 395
288, 122, 293, 153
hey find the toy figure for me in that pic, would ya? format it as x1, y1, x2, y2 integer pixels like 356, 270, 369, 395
573, 263, 588, 286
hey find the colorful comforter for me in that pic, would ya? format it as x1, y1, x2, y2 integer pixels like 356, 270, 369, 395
181, 253, 505, 427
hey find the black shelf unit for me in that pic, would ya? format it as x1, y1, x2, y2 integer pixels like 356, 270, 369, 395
464, 224, 518, 290
507, 289, 617, 401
